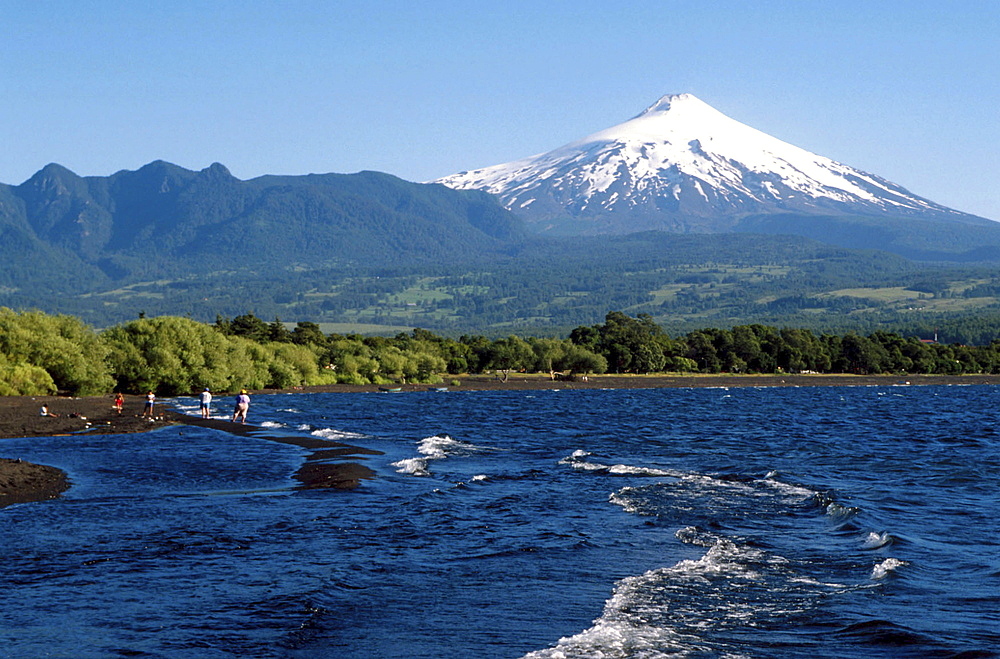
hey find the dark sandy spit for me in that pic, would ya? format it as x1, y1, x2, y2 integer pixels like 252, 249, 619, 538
2, 373, 995, 507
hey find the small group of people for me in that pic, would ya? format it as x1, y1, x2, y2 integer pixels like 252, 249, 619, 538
112, 388, 250, 424
198, 387, 250, 423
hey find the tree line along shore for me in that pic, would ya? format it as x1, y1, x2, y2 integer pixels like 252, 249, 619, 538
4, 307, 1000, 398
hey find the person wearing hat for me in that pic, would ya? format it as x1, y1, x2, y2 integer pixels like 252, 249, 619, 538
200, 387, 213, 418
232, 389, 250, 424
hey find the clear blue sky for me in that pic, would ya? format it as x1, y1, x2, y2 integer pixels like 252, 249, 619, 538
2, 1, 998, 220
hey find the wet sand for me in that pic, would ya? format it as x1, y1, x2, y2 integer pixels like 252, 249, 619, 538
0, 394, 379, 507
2, 373, 995, 507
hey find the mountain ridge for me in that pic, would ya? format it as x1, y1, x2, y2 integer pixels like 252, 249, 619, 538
0, 161, 525, 287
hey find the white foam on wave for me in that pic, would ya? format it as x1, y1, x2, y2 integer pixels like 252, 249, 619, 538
862, 531, 893, 550
825, 501, 860, 519
392, 434, 489, 477
790, 575, 851, 589
417, 433, 490, 458
608, 486, 643, 514
174, 402, 199, 414
559, 450, 680, 478
259, 421, 285, 429
310, 427, 368, 441
390, 457, 431, 477
523, 531, 775, 658
759, 474, 816, 500
679, 472, 755, 494
872, 557, 907, 579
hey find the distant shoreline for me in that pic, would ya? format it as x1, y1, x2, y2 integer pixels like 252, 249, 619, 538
2, 373, 996, 507
274, 372, 997, 394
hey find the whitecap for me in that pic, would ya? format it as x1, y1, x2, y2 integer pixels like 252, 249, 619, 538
872, 557, 907, 579
416, 433, 488, 458
675, 525, 718, 548
391, 457, 430, 477
523, 535, 776, 658
607, 464, 676, 476
862, 531, 893, 550
311, 427, 368, 441
391, 434, 488, 478
759, 476, 816, 500
560, 450, 680, 477
259, 421, 284, 429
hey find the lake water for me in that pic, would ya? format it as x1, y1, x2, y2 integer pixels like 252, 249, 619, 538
1, 385, 998, 658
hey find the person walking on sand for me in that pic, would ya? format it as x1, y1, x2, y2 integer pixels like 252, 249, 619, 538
142, 391, 156, 418
113, 392, 124, 415
232, 389, 250, 424
200, 387, 212, 418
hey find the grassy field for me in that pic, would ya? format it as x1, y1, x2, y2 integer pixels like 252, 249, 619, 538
283, 321, 415, 336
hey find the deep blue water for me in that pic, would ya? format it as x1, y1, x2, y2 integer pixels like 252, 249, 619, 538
2, 385, 999, 658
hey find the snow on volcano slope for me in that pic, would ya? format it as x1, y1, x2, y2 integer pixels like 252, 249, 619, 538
434, 94, 984, 234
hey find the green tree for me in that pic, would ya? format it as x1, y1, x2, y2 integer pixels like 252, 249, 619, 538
560, 343, 608, 375
595, 312, 668, 374
291, 321, 326, 346
268, 317, 292, 342
486, 336, 534, 381
833, 334, 890, 374
103, 316, 240, 394
0, 308, 113, 394
265, 342, 326, 388
227, 313, 270, 343
0, 353, 57, 395
685, 330, 721, 373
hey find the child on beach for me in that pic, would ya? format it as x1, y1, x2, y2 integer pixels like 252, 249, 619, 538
113, 393, 124, 415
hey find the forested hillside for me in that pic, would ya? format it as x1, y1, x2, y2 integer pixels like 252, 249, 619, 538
0, 161, 523, 284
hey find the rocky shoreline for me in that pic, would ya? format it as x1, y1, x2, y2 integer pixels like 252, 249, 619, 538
2, 373, 995, 507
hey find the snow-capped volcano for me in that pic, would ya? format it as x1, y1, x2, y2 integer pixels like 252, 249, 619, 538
434, 94, 985, 234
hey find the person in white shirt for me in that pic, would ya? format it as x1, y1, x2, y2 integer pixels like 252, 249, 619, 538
142, 392, 156, 418
200, 388, 213, 418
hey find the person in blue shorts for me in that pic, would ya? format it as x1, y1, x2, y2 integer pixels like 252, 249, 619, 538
142, 391, 156, 418
200, 388, 212, 418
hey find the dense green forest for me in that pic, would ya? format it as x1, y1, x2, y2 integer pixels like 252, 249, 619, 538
4, 308, 1000, 397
